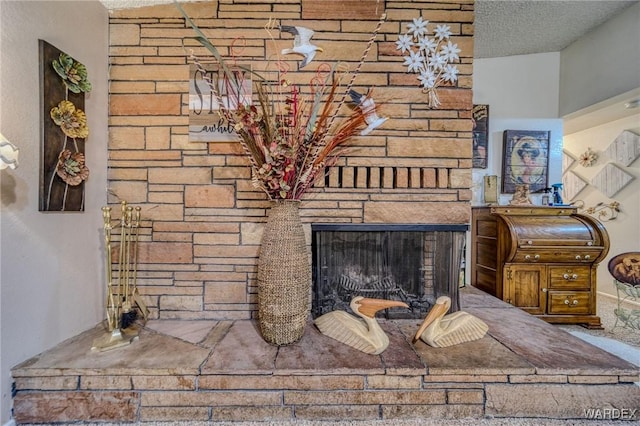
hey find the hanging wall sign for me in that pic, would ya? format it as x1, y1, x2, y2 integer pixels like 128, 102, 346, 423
472, 104, 489, 169
39, 40, 92, 212
188, 63, 252, 142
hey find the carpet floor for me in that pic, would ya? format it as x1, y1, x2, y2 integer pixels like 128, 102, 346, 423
558, 293, 640, 369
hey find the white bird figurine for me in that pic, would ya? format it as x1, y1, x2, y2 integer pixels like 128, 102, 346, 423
315, 296, 408, 355
413, 296, 488, 348
349, 89, 388, 136
280, 25, 323, 68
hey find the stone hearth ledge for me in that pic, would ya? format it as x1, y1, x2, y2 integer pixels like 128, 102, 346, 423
11, 287, 640, 423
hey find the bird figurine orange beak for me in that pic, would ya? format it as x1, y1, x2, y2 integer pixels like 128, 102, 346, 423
412, 296, 488, 347
356, 297, 408, 318
314, 296, 409, 354
412, 301, 449, 343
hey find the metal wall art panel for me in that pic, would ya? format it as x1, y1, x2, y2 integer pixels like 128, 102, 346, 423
39, 40, 91, 212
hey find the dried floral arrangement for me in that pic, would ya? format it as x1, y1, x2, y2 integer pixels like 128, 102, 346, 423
396, 17, 461, 108
178, 5, 386, 200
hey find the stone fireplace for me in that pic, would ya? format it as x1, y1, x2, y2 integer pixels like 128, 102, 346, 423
107, 0, 474, 322
11, 3, 640, 425
311, 224, 467, 319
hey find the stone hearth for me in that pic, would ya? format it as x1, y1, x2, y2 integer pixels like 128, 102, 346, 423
11, 287, 639, 424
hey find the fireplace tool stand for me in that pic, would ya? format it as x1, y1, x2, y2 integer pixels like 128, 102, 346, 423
92, 201, 149, 351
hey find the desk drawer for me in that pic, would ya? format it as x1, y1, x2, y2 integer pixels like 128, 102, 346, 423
548, 291, 591, 315
549, 266, 591, 289
512, 249, 601, 264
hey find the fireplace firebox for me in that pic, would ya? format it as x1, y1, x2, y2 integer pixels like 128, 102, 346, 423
311, 224, 468, 319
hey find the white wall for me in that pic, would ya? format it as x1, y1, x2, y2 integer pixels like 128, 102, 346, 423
473, 52, 560, 119
472, 52, 563, 206
560, 1, 640, 299
0, 1, 108, 422
563, 114, 640, 298
468, 52, 563, 284
559, 2, 640, 117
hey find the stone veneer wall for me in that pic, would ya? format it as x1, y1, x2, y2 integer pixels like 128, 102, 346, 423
107, 0, 474, 320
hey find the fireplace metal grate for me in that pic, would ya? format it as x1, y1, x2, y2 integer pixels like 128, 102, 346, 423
311, 224, 467, 320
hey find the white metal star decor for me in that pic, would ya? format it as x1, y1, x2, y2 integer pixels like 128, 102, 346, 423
591, 163, 635, 198
396, 17, 461, 108
605, 130, 640, 167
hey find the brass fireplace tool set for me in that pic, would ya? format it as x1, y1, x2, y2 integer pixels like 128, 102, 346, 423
92, 201, 149, 352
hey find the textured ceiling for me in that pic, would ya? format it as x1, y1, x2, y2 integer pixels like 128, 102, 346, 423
474, 0, 638, 58
100, 0, 639, 58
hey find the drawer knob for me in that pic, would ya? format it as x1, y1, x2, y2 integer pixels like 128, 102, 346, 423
584, 255, 591, 260
575, 255, 582, 260
564, 298, 579, 306
542, 288, 547, 293
573, 300, 579, 305
563, 273, 578, 280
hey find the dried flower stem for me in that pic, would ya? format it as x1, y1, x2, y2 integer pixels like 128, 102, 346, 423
298, 13, 387, 195
179, 3, 383, 200
323, 13, 386, 138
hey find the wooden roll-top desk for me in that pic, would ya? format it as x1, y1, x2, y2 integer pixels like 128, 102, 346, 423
471, 205, 610, 328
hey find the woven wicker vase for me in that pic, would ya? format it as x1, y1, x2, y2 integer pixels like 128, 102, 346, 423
257, 200, 311, 345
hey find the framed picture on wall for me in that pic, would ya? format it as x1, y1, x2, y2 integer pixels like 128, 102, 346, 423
472, 104, 489, 168
501, 129, 550, 194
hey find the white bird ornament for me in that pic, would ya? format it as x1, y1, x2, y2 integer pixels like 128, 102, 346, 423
280, 25, 323, 68
413, 296, 488, 348
314, 296, 408, 355
349, 89, 388, 136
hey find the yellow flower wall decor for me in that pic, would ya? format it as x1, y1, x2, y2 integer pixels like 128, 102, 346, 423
50, 100, 89, 139
39, 40, 91, 211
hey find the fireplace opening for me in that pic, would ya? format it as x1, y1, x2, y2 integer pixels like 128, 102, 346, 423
311, 224, 468, 320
